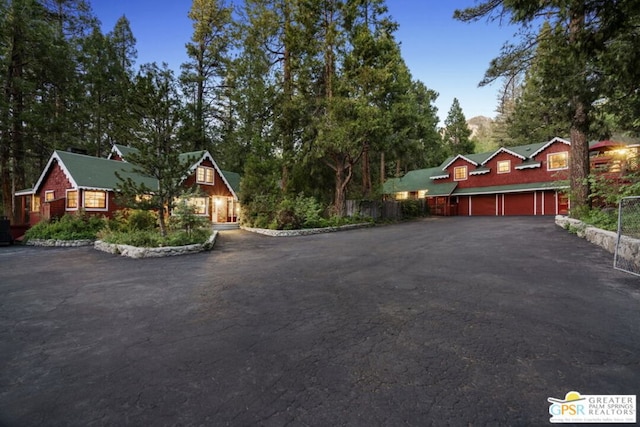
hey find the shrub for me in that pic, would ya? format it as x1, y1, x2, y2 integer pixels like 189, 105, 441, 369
578, 208, 618, 232
111, 209, 157, 232
98, 228, 210, 247
399, 199, 424, 218
25, 212, 106, 241
169, 199, 209, 237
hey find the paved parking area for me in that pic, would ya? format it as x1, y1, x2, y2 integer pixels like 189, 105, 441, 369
0, 217, 638, 426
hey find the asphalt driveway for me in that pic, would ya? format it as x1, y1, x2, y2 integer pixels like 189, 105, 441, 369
1, 217, 638, 426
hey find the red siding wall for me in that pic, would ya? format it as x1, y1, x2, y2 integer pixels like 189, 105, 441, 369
437, 141, 571, 189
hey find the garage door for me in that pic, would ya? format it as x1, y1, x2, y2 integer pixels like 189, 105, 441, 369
471, 195, 496, 215
504, 193, 534, 215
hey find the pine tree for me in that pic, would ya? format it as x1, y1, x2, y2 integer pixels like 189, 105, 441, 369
180, 0, 233, 152
443, 98, 474, 155
116, 63, 192, 237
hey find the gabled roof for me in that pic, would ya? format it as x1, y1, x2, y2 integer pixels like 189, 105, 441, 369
481, 146, 526, 165
33, 150, 157, 193
530, 137, 571, 158
440, 154, 480, 170
108, 144, 138, 161
31, 149, 241, 199
181, 150, 240, 199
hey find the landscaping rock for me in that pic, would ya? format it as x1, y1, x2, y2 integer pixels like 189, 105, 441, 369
94, 231, 217, 259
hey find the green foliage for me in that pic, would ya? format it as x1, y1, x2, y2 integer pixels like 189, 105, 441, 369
98, 228, 210, 247
399, 199, 427, 218
24, 213, 106, 241
275, 193, 325, 230
443, 98, 474, 155
578, 208, 618, 232
110, 209, 158, 232
169, 199, 209, 237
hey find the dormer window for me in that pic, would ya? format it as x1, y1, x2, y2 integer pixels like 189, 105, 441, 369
196, 166, 214, 184
454, 166, 467, 181
497, 160, 511, 174
548, 152, 569, 171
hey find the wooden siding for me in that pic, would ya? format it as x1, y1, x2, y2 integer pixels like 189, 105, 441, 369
438, 140, 570, 189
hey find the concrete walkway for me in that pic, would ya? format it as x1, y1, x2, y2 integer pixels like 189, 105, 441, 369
0, 217, 638, 425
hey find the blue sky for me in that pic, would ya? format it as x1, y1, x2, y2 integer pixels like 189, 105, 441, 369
91, 0, 519, 124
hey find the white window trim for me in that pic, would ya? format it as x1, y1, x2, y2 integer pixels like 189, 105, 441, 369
190, 197, 209, 216
196, 166, 215, 185
453, 166, 468, 181
82, 190, 108, 212
65, 189, 79, 211
547, 152, 569, 171
45, 190, 55, 201
497, 160, 511, 174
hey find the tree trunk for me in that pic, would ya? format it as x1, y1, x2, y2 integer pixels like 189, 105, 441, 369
569, 101, 590, 215
333, 164, 349, 217
361, 142, 371, 198
568, 6, 590, 215
380, 152, 385, 187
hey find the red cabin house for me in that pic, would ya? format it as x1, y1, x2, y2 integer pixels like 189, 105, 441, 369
14, 145, 241, 227
384, 137, 572, 216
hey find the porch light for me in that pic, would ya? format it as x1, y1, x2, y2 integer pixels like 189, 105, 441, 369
215, 198, 222, 206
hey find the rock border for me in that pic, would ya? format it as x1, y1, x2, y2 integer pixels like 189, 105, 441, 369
25, 239, 95, 247
94, 231, 217, 259
241, 222, 374, 237
555, 215, 640, 270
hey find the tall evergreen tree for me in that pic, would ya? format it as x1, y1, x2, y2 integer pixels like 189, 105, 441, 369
117, 63, 191, 237
180, 0, 233, 152
443, 98, 474, 155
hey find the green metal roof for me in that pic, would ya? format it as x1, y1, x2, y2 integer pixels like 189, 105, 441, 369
382, 167, 458, 196
34, 149, 242, 199
452, 181, 567, 196
112, 144, 138, 159
221, 170, 241, 194
54, 150, 158, 191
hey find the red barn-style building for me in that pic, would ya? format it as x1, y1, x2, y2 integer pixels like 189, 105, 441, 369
384, 137, 572, 216
14, 145, 240, 228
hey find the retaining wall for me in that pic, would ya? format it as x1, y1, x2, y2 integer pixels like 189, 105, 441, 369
94, 231, 217, 259
555, 215, 640, 270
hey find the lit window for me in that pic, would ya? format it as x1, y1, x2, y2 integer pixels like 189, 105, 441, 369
454, 166, 467, 181
548, 152, 569, 170
45, 191, 55, 201
32, 195, 41, 212
84, 191, 106, 209
497, 160, 511, 174
189, 197, 208, 215
418, 190, 428, 198
395, 192, 409, 200
66, 190, 78, 209
196, 166, 214, 184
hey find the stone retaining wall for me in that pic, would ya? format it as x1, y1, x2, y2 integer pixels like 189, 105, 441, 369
241, 222, 373, 237
555, 215, 640, 270
94, 231, 217, 259
25, 239, 94, 247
